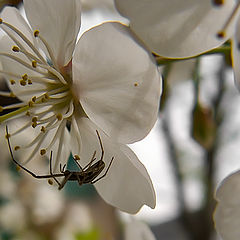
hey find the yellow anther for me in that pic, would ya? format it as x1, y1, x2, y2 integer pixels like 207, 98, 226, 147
0, 106, 3, 112
32, 122, 37, 128
10, 92, 16, 98
12, 46, 20, 52
41, 97, 46, 103
28, 101, 34, 107
40, 149, 46, 155
14, 146, 20, 151
213, 0, 224, 6
20, 79, 27, 86
10, 79, 16, 85
48, 179, 53, 185
41, 126, 46, 133
44, 93, 49, 99
32, 96, 37, 102
0, 19, 2, 24
34, 30, 40, 37
217, 31, 226, 39
32, 116, 38, 122
16, 165, 21, 171
74, 155, 80, 161
28, 79, 32, 85
56, 113, 62, 121
22, 74, 28, 80
134, 82, 138, 87
5, 133, 10, 139
26, 111, 30, 116
32, 60, 37, 68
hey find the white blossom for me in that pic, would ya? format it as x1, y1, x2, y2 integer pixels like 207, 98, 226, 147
0, 0, 161, 213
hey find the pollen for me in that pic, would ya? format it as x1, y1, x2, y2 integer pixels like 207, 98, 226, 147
22, 74, 28, 80
40, 149, 46, 155
10, 79, 16, 85
74, 155, 80, 160
213, 0, 224, 6
12, 46, 20, 52
20, 79, 27, 86
56, 113, 62, 121
32, 96, 37, 102
10, 92, 15, 98
48, 179, 53, 185
41, 126, 46, 133
32, 60, 37, 68
34, 30, 40, 37
217, 31, 225, 39
14, 146, 20, 151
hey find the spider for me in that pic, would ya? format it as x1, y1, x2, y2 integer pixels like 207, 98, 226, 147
5, 126, 114, 190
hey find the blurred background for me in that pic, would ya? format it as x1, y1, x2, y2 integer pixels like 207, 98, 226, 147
0, 0, 239, 239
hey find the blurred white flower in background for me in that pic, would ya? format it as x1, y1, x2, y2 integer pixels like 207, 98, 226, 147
114, 0, 237, 58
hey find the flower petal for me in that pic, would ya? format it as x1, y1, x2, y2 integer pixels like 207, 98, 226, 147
114, 0, 236, 58
72, 22, 161, 144
214, 170, 240, 240
23, 0, 81, 66
71, 117, 156, 214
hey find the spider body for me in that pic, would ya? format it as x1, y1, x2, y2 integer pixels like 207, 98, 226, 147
5, 126, 114, 190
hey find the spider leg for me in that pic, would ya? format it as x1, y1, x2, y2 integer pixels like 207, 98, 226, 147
6, 126, 64, 179
91, 157, 114, 184
49, 151, 62, 187
58, 172, 73, 190
96, 130, 104, 162
82, 150, 96, 170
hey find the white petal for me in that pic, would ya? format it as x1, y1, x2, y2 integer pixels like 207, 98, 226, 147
24, 0, 81, 66
72, 22, 161, 144
232, 17, 240, 91
124, 221, 156, 240
214, 170, 240, 240
71, 117, 156, 214
115, 0, 236, 58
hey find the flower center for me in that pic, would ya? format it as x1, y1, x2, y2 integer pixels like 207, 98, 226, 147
0, 18, 77, 164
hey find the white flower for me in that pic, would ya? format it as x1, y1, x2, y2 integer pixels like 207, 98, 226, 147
0, 0, 161, 213
214, 170, 240, 240
114, 0, 237, 58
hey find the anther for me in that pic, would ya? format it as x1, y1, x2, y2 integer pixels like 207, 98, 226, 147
31, 96, 36, 102
48, 179, 53, 185
26, 111, 30, 116
14, 146, 20, 151
32, 60, 37, 68
12, 46, 20, 52
5, 133, 10, 139
0, 19, 2, 24
28, 101, 34, 107
74, 155, 80, 161
28, 79, 32, 85
32, 116, 38, 122
34, 30, 40, 37
16, 165, 21, 171
56, 113, 62, 121
212, 0, 224, 6
10, 92, 15, 98
0, 106, 3, 112
134, 82, 138, 87
20, 79, 27, 86
22, 74, 28, 80
41, 126, 46, 133
40, 149, 46, 155
32, 122, 37, 128
44, 93, 49, 99
10, 79, 16, 85
217, 31, 226, 39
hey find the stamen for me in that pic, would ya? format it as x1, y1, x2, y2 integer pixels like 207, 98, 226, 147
74, 155, 80, 160
32, 60, 37, 68
56, 113, 62, 121
48, 179, 53, 185
217, 1, 240, 39
20, 79, 27, 86
12, 46, 20, 52
10, 79, 16, 85
40, 149, 46, 155
0, 91, 15, 97
14, 146, 20, 151
212, 0, 224, 6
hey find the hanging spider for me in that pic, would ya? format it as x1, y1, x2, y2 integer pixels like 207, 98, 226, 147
5, 125, 114, 190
